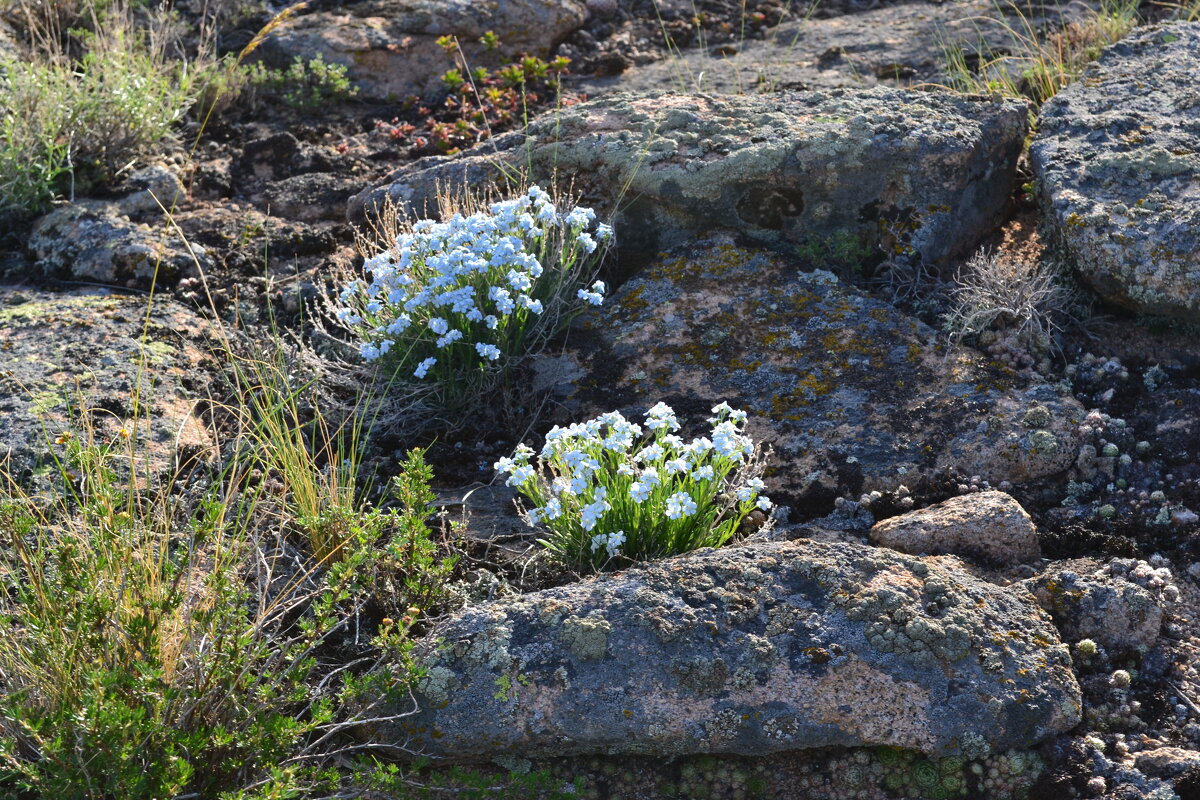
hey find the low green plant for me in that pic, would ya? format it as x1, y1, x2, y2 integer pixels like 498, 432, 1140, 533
495, 402, 772, 572
239, 54, 359, 113
372, 32, 570, 155
795, 229, 876, 280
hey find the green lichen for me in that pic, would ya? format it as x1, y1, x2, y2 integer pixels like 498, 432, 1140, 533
560, 614, 611, 662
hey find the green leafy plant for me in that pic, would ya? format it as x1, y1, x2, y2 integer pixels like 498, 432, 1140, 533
240, 54, 359, 113
0, 384, 455, 797
495, 402, 772, 571
374, 31, 571, 155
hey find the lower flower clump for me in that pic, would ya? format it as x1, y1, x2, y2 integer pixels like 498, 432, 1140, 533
495, 402, 772, 571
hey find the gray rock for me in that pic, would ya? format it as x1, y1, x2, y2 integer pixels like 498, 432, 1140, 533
352, 88, 1028, 269
264, 172, 360, 223
0, 288, 217, 482
1030, 23, 1200, 320
871, 491, 1041, 565
29, 202, 207, 287
0, 16, 23, 61
1135, 746, 1200, 779
115, 165, 185, 217
568, 0, 1091, 96
376, 538, 1081, 760
540, 237, 1083, 506
1023, 562, 1164, 654
263, 0, 586, 101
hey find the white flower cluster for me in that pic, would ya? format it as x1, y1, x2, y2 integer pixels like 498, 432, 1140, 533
494, 402, 769, 567
337, 185, 613, 381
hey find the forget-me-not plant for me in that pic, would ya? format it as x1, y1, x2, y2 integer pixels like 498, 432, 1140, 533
337, 185, 612, 397
495, 402, 771, 571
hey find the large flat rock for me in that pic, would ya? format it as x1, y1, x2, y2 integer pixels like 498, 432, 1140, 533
379, 538, 1081, 760
1031, 23, 1200, 320
0, 289, 216, 481
351, 88, 1028, 268
537, 238, 1084, 507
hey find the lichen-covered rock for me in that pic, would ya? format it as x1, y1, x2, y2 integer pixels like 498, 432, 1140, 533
569, 0, 1086, 97
377, 538, 1081, 760
870, 491, 1041, 565
352, 88, 1028, 267
1030, 23, 1200, 320
263, 0, 586, 101
542, 238, 1083, 507
1023, 560, 1166, 654
115, 165, 185, 217
0, 288, 217, 481
29, 202, 207, 288
1136, 746, 1200, 779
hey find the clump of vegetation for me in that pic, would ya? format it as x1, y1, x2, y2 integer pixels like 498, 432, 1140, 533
943, 0, 1139, 106
335, 184, 612, 410
495, 402, 772, 572
373, 31, 571, 155
0, 349, 458, 797
233, 54, 359, 113
942, 247, 1074, 364
0, 2, 202, 218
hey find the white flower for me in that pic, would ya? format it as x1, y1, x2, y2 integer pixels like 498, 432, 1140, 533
505, 464, 534, 487
580, 496, 611, 531
360, 343, 380, 361
576, 232, 597, 254
428, 317, 449, 335
485, 314, 499, 329
737, 479, 767, 502
664, 458, 688, 474
629, 478, 654, 503
636, 443, 664, 463
577, 287, 604, 306
543, 497, 563, 520
645, 402, 680, 432
590, 530, 626, 558
475, 342, 501, 361
565, 207, 596, 228
596, 222, 614, 241
436, 329, 464, 348
665, 491, 698, 519
757, 495, 773, 511
413, 356, 437, 379
691, 465, 715, 481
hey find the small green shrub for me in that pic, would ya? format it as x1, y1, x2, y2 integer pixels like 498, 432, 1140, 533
238, 54, 359, 113
495, 402, 772, 572
0, 412, 452, 798
0, 5, 199, 218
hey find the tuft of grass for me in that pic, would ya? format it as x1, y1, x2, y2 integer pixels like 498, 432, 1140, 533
942, 0, 1140, 107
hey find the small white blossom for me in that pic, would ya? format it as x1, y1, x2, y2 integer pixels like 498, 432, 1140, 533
665, 491, 698, 519
413, 356, 437, 379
